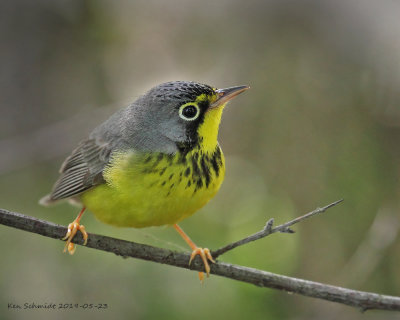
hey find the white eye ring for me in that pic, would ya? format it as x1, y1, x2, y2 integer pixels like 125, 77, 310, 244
179, 103, 200, 121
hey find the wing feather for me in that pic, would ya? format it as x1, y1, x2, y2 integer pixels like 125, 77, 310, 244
40, 139, 112, 205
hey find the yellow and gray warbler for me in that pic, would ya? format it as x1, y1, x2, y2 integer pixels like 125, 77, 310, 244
40, 81, 249, 280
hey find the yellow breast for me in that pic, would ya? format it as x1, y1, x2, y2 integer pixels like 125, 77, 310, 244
80, 146, 225, 228
81, 103, 226, 228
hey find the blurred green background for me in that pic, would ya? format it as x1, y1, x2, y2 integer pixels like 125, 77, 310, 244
1, 0, 400, 319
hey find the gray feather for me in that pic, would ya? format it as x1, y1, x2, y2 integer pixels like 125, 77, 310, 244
40, 139, 112, 205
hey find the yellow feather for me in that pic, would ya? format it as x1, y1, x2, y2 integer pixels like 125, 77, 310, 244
81, 105, 226, 228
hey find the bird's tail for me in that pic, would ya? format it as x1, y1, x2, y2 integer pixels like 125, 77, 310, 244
39, 194, 56, 206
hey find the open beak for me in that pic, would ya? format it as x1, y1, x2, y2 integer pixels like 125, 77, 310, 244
210, 85, 250, 109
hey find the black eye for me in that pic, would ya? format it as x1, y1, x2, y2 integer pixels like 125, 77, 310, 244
182, 106, 196, 117
179, 104, 200, 121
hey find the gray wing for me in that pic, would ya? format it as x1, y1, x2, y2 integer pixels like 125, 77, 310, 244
40, 139, 112, 205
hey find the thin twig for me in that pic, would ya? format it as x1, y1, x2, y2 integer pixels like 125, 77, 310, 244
212, 199, 344, 258
0, 207, 399, 312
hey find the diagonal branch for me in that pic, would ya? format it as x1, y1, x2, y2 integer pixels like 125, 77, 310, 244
1, 207, 399, 312
212, 199, 344, 258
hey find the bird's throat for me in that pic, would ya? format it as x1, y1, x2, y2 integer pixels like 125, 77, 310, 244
197, 104, 225, 154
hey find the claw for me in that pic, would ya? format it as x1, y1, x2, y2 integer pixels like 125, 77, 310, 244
173, 224, 215, 282
189, 247, 215, 278
62, 208, 88, 255
67, 242, 76, 255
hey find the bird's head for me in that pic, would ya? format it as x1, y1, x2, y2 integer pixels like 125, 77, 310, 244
131, 81, 249, 154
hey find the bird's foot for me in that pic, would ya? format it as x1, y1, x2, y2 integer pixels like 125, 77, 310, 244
62, 218, 88, 255
189, 247, 215, 282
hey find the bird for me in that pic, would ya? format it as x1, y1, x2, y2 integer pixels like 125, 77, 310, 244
40, 80, 249, 281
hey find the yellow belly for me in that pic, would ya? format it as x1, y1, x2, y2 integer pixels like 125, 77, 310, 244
80, 147, 225, 228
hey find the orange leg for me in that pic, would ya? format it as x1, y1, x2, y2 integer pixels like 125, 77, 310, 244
62, 207, 88, 255
173, 224, 215, 282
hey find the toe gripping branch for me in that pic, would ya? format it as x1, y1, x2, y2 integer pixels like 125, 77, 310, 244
62, 207, 88, 254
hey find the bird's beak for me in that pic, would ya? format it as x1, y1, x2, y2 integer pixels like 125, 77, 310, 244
210, 85, 250, 109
